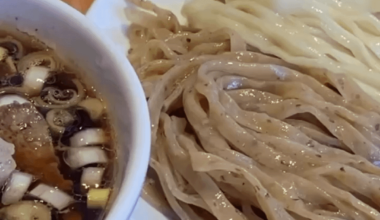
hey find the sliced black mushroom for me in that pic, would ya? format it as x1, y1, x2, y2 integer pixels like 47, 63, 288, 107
46, 109, 76, 134
8, 74, 23, 86
0, 38, 23, 59
33, 73, 85, 109
0, 42, 18, 57
0, 74, 23, 88
0, 42, 18, 74
60, 109, 97, 146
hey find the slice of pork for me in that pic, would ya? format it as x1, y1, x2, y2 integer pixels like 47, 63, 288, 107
0, 95, 72, 190
0, 201, 51, 220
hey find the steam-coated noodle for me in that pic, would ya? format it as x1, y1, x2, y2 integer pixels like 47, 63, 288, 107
182, 0, 380, 102
127, 0, 380, 219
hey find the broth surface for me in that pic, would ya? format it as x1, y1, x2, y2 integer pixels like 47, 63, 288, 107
0, 27, 116, 220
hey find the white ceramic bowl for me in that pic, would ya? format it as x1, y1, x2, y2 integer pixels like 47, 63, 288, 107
0, 0, 151, 220
86, 0, 184, 219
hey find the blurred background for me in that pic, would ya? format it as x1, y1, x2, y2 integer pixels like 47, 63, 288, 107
63, 0, 93, 13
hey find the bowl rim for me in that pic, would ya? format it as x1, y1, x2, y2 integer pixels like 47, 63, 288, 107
24, 0, 151, 219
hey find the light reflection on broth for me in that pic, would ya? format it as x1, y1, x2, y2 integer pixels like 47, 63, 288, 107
0, 27, 115, 220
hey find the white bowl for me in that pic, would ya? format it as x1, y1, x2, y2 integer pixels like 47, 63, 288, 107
86, 0, 185, 219
0, 0, 151, 220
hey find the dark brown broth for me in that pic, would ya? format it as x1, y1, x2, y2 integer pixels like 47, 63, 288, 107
0, 28, 116, 220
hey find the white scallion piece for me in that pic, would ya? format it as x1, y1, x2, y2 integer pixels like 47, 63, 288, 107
23, 66, 50, 96
70, 128, 107, 147
30, 184, 73, 210
0, 138, 16, 186
65, 147, 108, 169
0, 95, 28, 107
78, 98, 104, 121
2, 171, 33, 205
81, 167, 105, 189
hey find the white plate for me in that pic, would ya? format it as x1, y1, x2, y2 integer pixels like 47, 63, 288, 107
86, 0, 186, 219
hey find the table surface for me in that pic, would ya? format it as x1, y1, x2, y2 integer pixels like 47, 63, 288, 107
62, 0, 94, 13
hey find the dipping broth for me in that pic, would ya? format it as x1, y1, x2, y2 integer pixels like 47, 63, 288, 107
0, 28, 115, 220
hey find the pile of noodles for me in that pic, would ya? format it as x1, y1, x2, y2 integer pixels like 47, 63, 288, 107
127, 0, 380, 219
181, 0, 380, 103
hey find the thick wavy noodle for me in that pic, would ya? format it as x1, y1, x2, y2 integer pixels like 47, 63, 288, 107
127, 0, 380, 219
182, 0, 380, 102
